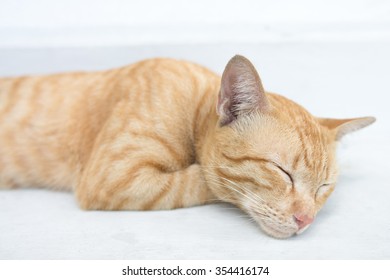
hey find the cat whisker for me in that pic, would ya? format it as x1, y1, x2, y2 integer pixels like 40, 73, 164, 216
203, 167, 283, 203
218, 176, 266, 203
204, 176, 267, 210
202, 171, 274, 220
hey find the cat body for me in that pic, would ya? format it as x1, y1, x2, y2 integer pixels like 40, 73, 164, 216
0, 56, 375, 238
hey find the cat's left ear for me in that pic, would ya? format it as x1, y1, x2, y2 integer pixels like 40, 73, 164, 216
318, 116, 376, 140
217, 55, 270, 126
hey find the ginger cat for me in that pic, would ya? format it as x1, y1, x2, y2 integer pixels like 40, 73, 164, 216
0, 55, 375, 238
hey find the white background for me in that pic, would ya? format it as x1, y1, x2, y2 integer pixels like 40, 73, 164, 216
0, 0, 390, 47
0, 0, 390, 260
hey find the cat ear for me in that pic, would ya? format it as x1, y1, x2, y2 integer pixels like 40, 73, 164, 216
217, 55, 270, 126
318, 116, 376, 140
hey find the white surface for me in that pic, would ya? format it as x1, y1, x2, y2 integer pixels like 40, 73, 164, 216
1, 0, 390, 47
3, 0, 389, 27
0, 42, 389, 259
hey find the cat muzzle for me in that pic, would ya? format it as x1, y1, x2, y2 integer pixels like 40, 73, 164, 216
293, 214, 314, 230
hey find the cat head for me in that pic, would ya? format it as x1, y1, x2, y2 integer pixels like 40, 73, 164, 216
203, 55, 375, 239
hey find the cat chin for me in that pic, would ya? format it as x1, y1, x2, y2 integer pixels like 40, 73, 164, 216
244, 208, 297, 239
253, 218, 297, 239
261, 223, 311, 238
259, 224, 296, 239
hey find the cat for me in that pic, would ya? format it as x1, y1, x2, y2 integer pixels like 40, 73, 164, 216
0, 55, 375, 238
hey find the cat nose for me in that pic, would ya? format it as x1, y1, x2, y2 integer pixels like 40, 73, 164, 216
293, 214, 314, 229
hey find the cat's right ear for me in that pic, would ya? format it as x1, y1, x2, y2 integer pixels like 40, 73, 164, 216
318, 116, 376, 140
217, 55, 270, 126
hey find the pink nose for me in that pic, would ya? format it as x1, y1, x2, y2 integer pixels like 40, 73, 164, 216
294, 214, 314, 229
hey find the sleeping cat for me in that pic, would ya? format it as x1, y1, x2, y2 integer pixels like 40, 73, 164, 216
0, 55, 375, 238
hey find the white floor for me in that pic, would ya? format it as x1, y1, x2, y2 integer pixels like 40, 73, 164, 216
0, 42, 389, 259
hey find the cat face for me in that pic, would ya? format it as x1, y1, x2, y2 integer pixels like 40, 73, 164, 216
205, 112, 339, 238
203, 55, 375, 238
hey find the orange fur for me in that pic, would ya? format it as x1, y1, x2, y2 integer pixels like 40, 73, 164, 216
0, 56, 375, 238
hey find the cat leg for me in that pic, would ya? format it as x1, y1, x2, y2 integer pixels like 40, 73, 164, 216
75, 116, 215, 210
76, 160, 214, 210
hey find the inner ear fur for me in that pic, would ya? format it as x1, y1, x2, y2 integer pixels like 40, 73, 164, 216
217, 55, 270, 126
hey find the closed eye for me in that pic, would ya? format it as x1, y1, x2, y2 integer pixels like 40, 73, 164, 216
319, 183, 335, 188
220, 152, 294, 186
316, 183, 334, 198
273, 163, 294, 186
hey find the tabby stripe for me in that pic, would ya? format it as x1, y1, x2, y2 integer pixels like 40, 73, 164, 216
192, 90, 208, 139
96, 160, 167, 204
215, 167, 271, 190
221, 152, 268, 165
195, 85, 216, 142
107, 144, 140, 162
3, 133, 29, 177
125, 111, 148, 124
184, 173, 207, 205
296, 128, 312, 169
324, 159, 330, 180
19, 77, 43, 127
105, 69, 122, 92
1, 77, 26, 116
143, 72, 155, 112
321, 158, 327, 180
197, 176, 212, 205
312, 136, 322, 176
20, 78, 52, 180
292, 153, 301, 170
141, 175, 174, 210
130, 130, 182, 164
173, 172, 186, 209
128, 76, 144, 109
113, 196, 131, 210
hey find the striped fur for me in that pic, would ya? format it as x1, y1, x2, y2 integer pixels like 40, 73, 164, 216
0, 55, 375, 238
